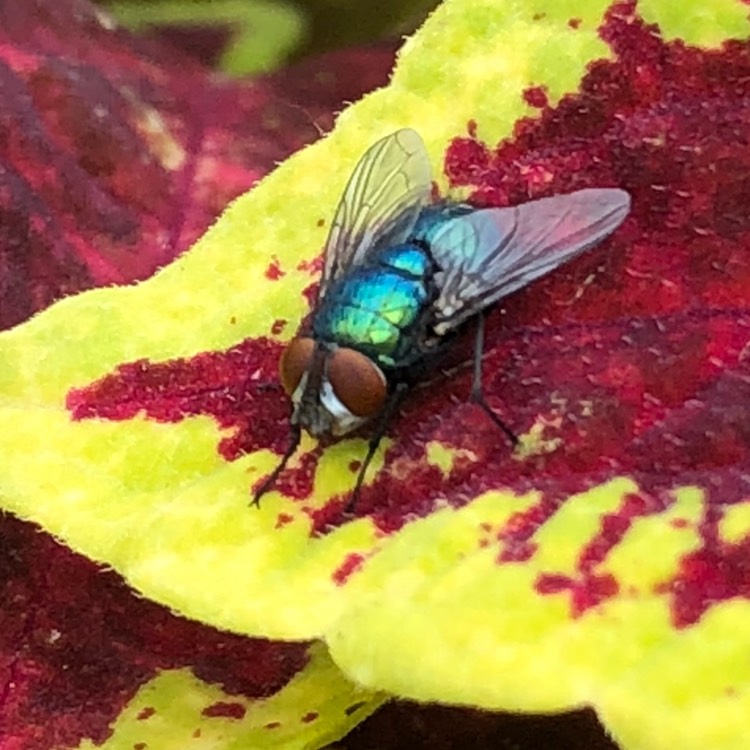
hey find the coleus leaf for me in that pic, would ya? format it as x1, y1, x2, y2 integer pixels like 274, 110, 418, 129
0, 0, 394, 747
2, 1, 750, 750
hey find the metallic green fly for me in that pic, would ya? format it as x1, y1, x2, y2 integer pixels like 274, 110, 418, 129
254, 129, 630, 509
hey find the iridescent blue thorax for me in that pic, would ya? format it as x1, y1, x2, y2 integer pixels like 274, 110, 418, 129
312, 203, 476, 370
411, 202, 474, 243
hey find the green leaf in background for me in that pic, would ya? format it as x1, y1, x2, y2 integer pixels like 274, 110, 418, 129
107, 0, 306, 74
103, 0, 439, 69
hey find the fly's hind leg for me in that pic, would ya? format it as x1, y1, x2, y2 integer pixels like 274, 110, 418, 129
346, 381, 410, 514
470, 312, 518, 447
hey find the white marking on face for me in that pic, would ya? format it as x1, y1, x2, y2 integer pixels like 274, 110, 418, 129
291, 373, 367, 436
319, 379, 368, 436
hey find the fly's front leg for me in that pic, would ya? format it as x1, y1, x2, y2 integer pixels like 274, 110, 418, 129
470, 312, 518, 447
251, 423, 302, 506
346, 381, 410, 514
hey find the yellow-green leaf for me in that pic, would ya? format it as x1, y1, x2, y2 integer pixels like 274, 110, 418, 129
79, 644, 384, 750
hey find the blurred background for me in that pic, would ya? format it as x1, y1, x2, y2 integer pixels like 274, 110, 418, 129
97, 0, 441, 75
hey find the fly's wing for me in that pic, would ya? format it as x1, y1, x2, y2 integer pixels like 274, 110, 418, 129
429, 188, 631, 332
318, 129, 433, 301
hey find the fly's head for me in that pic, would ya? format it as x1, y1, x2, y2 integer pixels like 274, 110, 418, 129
279, 338, 387, 438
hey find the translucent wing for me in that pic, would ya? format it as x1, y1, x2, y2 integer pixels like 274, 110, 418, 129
318, 129, 433, 301
429, 188, 631, 332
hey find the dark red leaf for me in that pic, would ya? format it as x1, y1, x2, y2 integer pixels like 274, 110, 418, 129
341, 702, 617, 750
0, 0, 395, 331
0, 513, 310, 749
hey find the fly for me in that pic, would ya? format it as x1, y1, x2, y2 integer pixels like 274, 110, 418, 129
252, 129, 631, 510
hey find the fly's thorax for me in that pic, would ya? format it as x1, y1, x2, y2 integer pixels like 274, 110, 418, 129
279, 337, 387, 437
311, 243, 437, 369
411, 202, 474, 245
377, 243, 435, 277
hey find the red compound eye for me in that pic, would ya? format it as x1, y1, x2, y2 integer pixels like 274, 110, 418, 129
279, 337, 315, 396
327, 347, 386, 417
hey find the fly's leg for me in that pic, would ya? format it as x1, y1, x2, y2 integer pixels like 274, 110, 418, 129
470, 312, 518, 447
251, 423, 302, 506
346, 381, 410, 514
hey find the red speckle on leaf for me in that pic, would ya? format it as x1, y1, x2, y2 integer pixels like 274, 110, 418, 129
301, 711, 319, 723
522, 85, 549, 109
271, 318, 287, 335
661, 507, 750, 627
569, 18, 582, 29
443, 137, 490, 188
265, 446, 323, 502
535, 494, 655, 616
275, 512, 295, 528
133, 743, 146, 750
467, 119, 478, 138
302, 280, 320, 308
536, 572, 619, 616
265, 257, 285, 280
265, 721, 281, 730
536, 573, 573, 595
136, 707, 156, 721
580, 495, 652, 569
67, 338, 328, 500
297, 255, 324, 274
202, 701, 247, 720
332, 553, 366, 585
496, 499, 558, 563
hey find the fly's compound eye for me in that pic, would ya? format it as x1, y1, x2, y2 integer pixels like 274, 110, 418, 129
279, 337, 316, 396
327, 348, 387, 417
